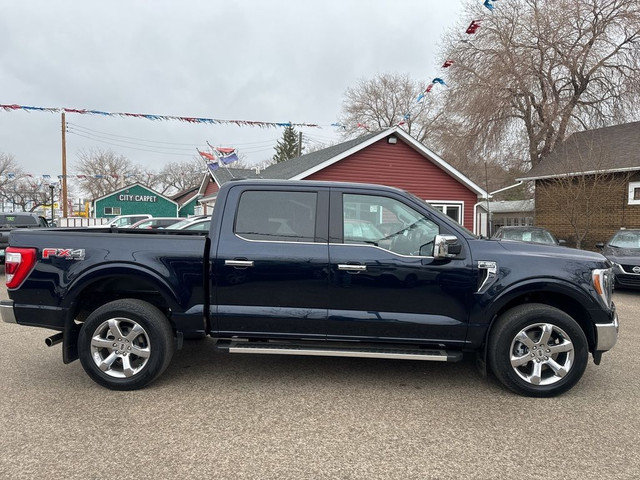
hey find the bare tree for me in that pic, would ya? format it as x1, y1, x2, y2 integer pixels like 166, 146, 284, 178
0, 153, 24, 207
436, 0, 640, 169
338, 72, 444, 142
7, 178, 52, 213
154, 157, 206, 195
74, 148, 143, 199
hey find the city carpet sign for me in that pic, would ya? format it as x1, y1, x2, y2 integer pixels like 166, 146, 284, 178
118, 194, 158, 203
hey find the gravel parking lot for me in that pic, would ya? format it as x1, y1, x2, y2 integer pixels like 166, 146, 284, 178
1, 275, 639, 479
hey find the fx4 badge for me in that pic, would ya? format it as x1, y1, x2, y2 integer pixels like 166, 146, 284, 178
42, 248, 85, 260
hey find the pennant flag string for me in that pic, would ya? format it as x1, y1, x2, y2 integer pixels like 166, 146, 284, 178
397, 0, 498, 126
0, 103, 321, 129
0, 172, 203, 181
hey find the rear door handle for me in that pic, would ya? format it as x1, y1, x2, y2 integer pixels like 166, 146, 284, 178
338, 264, 367, 273
225, 260, 254, 268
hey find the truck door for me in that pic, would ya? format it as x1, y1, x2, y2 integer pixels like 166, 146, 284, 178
212, 186, 329, 338
327, 190, 474, 346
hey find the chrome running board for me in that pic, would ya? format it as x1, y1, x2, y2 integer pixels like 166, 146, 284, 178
224, 341, 462, 362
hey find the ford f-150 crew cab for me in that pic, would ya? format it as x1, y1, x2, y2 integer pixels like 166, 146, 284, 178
0, 180, 619, 396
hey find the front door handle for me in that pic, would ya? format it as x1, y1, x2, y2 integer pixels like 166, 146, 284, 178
225, 259, 254, 268
338, 264, 367, 273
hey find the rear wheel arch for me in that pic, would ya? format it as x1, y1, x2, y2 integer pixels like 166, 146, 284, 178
61, 270, 182, 364
63, 269, 182, 324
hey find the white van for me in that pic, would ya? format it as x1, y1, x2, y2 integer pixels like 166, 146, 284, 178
90, 214, 152, 228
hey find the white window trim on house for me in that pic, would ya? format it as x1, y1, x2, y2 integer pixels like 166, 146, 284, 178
628, 181, 640, 205
427, 200, 464, 225
104, 207, 121, 216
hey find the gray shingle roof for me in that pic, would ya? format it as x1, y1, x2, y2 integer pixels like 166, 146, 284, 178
259, 131, 381, 179
208, 130, 383, 187
212, 167, 265, 185
519, 121, 640, 181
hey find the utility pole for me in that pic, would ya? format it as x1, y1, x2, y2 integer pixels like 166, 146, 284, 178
49, 184, 55, 225
297, 131, 302, 157
61, 112, 68, 217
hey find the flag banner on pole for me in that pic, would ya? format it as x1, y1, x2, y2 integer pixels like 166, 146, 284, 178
220, 152, 238, 165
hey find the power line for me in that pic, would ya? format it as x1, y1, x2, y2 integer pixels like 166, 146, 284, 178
67, 130, 196, 157
67, 122, 202, 147
67, 122, 282, 148
68, 127, 278, 158
67, 127, 197, 153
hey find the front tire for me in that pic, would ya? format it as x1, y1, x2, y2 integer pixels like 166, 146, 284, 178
78, 299, 175, 390
488, 304, 588, 397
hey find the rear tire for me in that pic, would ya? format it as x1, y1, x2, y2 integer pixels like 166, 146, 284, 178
488, 304, 588, 397
78, 299, 175, 390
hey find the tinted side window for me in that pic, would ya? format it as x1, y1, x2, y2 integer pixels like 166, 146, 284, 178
343, 193, 439, 256
235, 191, 317, 242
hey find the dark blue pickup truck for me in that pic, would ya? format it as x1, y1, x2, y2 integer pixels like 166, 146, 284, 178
1, 180, 619, 396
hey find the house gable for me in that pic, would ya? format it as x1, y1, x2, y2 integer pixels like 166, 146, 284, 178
305, 136, 481, 229
93, 183, 178, 218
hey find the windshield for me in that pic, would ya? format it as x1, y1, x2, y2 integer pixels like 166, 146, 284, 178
609, 231, 640, 249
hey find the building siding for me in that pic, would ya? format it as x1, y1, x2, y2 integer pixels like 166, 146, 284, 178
305, 138, 479, 229
94, 184, 177, 218
177, 197, 198, 217
535, 172, 640, 248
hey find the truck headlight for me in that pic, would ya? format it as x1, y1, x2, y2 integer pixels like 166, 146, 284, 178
592, 268, 614, 309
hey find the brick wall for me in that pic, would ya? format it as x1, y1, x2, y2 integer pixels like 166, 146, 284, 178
534, 172, 640, 249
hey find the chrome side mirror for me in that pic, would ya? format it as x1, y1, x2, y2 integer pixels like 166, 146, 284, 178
433, 234, 461, 259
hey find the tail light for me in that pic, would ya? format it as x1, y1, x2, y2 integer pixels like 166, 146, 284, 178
5, 247, 37, 289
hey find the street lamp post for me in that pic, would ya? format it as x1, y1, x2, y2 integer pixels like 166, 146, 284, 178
49, 184, 55, 226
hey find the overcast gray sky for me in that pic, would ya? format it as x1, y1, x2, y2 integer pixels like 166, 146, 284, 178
1, 0, 467, 176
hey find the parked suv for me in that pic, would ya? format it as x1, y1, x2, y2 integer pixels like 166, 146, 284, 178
597, 229, 640, 289
492, 226, 564, 246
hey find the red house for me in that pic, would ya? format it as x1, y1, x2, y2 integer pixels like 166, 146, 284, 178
200, 127, 488, 233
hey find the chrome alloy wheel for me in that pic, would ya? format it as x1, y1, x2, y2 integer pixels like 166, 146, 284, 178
509, 323, 575, 386
89, 318, 151, 378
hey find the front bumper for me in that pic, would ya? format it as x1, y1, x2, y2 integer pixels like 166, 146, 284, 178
612, 263, 640, 289
1, 300, 16, 323
595, 312, 619, 351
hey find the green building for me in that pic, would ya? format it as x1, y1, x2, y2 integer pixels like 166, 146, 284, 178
171, 186, 200, 218
93, 183, 178, 218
